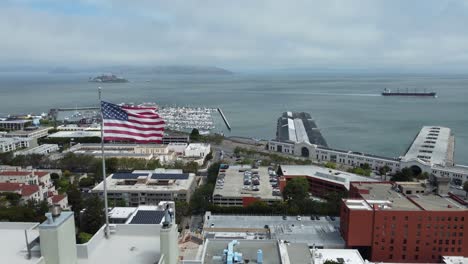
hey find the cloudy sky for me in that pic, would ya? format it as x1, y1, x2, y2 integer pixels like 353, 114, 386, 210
2, 0, 468, 72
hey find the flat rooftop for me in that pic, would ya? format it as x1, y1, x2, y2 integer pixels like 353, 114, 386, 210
48, 131, 100, 138
313, 249, 366, 264
204, 214, 344, 248
0, 222, 42, 264
212, 166, 282, 201
348, 182, 467, 211
403, 126, 453, 166
280, 165, 377, 190
93, 169, 195, 193
77, 224, 161, 264
203, 239, 281, 264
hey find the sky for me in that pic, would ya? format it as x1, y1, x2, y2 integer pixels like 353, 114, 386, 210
2, 0, 468, 72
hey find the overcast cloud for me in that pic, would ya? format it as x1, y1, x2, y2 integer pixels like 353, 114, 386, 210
2, 0, 468, 72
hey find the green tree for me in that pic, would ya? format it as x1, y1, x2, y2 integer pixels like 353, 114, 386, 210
207, 162, 221, 184
175, 200, 190, 224
1, 192, 21, 206
324, 260, 341, 264
283, 177, 309, 202
463, 181, 468, 199
81, 195, 105, 234
190, 128, 200, 142
325, 162, 336, 169
379, 165, 391, 180
391, 167, 414, 182
79, 177, 95, 188
190, 183, 214, 213
66, 184, 83, 219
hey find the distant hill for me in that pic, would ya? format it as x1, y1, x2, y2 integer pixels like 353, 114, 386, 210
150, 65, 232, 75
101, 65, 233, 75
44, 65, 233, 75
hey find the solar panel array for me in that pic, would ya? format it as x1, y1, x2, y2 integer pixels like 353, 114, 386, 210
112, 173, 149, 179
151, 173, 189, 180
129, 210, 165, 224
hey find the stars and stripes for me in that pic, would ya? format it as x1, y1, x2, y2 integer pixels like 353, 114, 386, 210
101, 101, 165, 143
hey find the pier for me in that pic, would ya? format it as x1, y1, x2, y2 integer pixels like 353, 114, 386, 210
217, 108, 231, 131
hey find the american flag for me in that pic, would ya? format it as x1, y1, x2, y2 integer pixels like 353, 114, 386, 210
101, 101, 165, 143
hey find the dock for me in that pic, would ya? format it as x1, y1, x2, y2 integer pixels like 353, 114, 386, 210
217, 108, 231, 131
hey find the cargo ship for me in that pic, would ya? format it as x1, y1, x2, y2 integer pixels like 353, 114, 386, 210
382, 88, 436, 97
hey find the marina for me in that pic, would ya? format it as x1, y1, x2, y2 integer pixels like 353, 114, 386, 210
158, 106, 217, 132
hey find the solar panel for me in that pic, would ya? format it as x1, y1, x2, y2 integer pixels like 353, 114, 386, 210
151, 173, 189, 180
129, 210, 165, 224
112, 173, 149, 179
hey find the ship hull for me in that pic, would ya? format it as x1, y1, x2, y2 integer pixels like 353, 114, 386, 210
382, 92, 436, 97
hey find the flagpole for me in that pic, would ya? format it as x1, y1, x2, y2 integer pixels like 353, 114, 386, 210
98, 87, 110, 238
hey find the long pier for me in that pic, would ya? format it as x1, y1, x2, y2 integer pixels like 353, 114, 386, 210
51, 107, 99, 111
217, 108, 231, 131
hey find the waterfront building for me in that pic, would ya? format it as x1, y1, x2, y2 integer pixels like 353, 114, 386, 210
212, 165, 282, 207
269, 126, 468, 187
277, 164, 378, 199
0, 119, 31, 130
92, 169, 198, 206
276, 111, 328, 147
341, 181, 468, 263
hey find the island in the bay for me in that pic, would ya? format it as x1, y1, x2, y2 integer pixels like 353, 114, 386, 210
89, 74, 129, 83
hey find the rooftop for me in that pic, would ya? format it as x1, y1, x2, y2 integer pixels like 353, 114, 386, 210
76, 224, 161, 264
93, 169, 195, 193
403, 126, 453, 166
0, 120, 31, 124
280, 165, 378, 190
347, 182, 468, 211
212, 165, 282, 201
312, 249, 366, 264
48, 131, 101, 138
0, 222, 42, 264
202, 239, 281, 264
203, 213, 344, 248
276, 112, 327, 146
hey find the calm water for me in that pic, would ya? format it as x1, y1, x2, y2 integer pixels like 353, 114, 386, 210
0, 72, 467, 163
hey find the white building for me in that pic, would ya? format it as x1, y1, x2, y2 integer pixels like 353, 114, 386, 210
0, 170, 57, 202
48, 131, 101, 138
92, 169, 198, 206
0, 202, 180, 264
5, 127, 51, 139
0, 137, 31, 153
0, 182, 41, 203
14, 144, 59, 156
269, 126, 468, 187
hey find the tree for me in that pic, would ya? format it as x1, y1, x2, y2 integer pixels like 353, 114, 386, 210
190, 128, 200, 142
379, 165, 391, 180
391, 167, 414, 182
81, 195, 105, 234
0, 192, 21, 206
66, 184, 83, 219
207, 162, 221, 184
463, 181, 468, 199
79, 177, 95, 188
190, 183, 214, 213
283, 177, 309, 202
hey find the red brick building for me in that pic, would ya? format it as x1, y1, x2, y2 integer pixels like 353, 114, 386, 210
278, 165, 377, 199
341, 182, 468, 263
